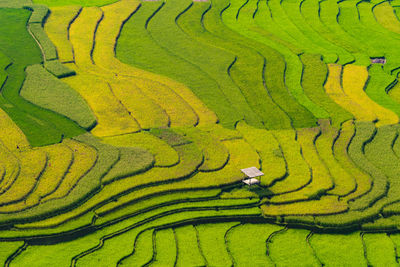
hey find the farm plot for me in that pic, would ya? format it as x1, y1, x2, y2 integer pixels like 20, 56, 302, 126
0, 8, 85, 146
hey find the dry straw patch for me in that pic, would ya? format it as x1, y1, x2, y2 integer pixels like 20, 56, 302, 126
342, 64, 398, 126
324, 64, 368, 121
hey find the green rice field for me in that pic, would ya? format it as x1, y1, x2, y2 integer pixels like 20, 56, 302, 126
0, 0, 400, 265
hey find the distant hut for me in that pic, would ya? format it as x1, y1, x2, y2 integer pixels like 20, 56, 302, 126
371, 57, 386, 64
241, 167, 263, 186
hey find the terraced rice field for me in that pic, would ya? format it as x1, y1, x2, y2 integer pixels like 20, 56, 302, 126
1, 0, 400, 265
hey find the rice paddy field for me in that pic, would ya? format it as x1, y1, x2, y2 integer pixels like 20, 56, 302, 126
2, 0, 400, 265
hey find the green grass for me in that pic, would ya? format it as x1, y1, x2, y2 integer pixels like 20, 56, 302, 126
382, 202, 400, 217
388, 80, 400, 105
300, 54, 352, 127
318, 0, 370, 65
0, 8, 85, 146
268, 228, 320, 267
342, 64, 399, 126
305, 124, 393, 227
220, 187, 259, 198
44, 5, 81, 63
309, 232, 367, 266
10, 227, 121, 267
252, 0, 327, 119
393, 129, 400, 161
88, 0, 202, 129
0, 51, 10, 83
324, 64, 368, 121
0, 149, 47, 206
0, 146, 20, 196
95, 189, 220, 221
179, 2, 288, 129
44, 60, 75, 78
393, 5, 400, 20
148, 229, 176, 266
101, 132, 180, 168
0, 0, 31, 8
266, 0, 333, 63
11, 197, 258, 265
285, 0, 355, 64
20, 64, 96, 130
363, 125, 400, 205
174, 126, 229, 172
10, 204, 260, 266
94, 137, 259, 215
94, 137, 258, 220
196, 222, 239, 266
262, 195, 347, 217
363, 233, 398, 267
268, 129, 311, 195
365, 65, 400, 118
269, 126, 332, 203
117, 1, 243, 129
223, 0, 318, 127
75, 227, 148, 267
73, 221, 152, 266
0, 142, 72, 213
280, 0, 337, 63
198, 123, 242, 141
362, 215, 400, 231
203, 0, 293, 130
300, 0, 355, 64
107, 229, 154, 267
389, 233, 400, 259
66, 6, 158, 134
16, 142, 202, 229
97, 197, 260, 232
26, 4, 49, 24
101, 193, 259, 225
0, 134, 112, 225
0, 241, 24, 266
347, 122, 387, 211
334, 121, 372, 203
313, 202, 383, 228
40, 134, 114, 203
29, 22, 58, 61
227, 223, 282, 266
236, 122, 286, 186
149, 128, 192, 147
337, 1, 383, 58
116, 0, 316, 129
316, 120, 356, 197
177, 2, 268, 129
174, 225, 206, 267
63, 66, 143, 135
101, 147, 154, 184
14, 190, 220, 237
357, 0, 400, 73
374, 1, 400, 35
91, 0, 217, 127
11, 226, 149, 267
